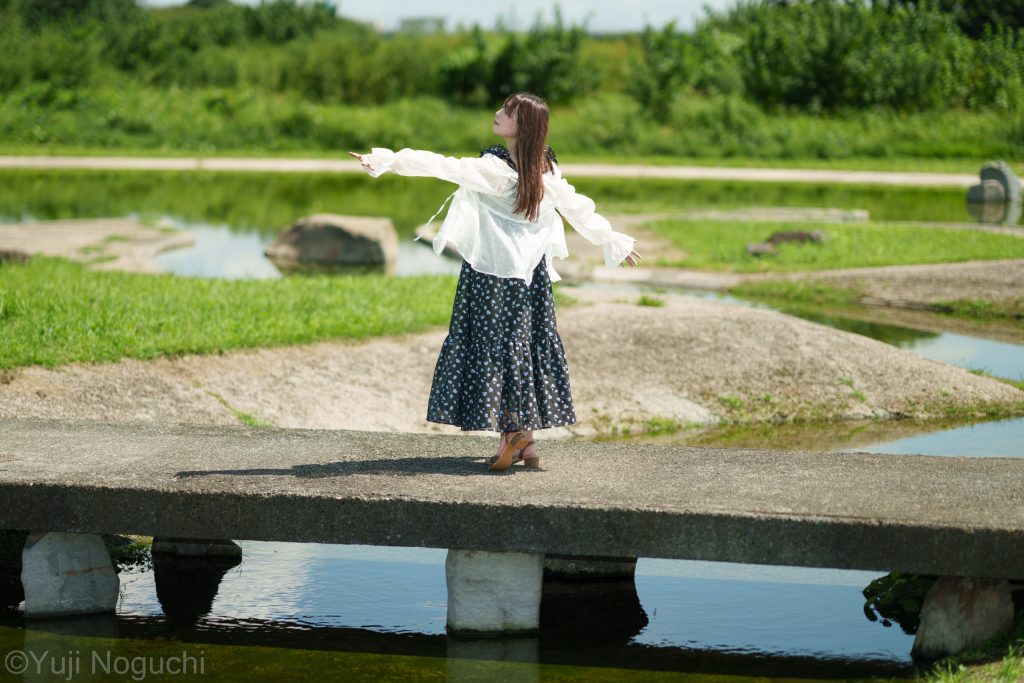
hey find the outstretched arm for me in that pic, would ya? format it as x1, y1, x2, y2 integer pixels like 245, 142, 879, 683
546, 164, 642, 268
349, 148, 515, 196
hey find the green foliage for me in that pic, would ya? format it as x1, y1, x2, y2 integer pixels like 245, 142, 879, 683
439, 8, 597, 107
886, 0, 1024, 38
683, 0, 1024, 114
862, 571, 937, 634
735, 1, 967, 111
2, 0, 1023, 120
626, 21, 690, 123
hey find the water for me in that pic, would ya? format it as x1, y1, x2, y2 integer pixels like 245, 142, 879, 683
839, 416, 1024, 458
150, 217, 461, 280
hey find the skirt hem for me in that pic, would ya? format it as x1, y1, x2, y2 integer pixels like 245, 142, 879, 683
425, 415, 577, 433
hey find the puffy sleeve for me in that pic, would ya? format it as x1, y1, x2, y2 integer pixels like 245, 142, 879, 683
546, 163, 636, 268
362, 147, 514, 196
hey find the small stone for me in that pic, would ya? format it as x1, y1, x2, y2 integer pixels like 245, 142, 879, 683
766, 230, 826, 244
746, 242, 776, 256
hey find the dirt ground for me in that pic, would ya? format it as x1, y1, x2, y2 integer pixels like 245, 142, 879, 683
1, 286, 1019, 442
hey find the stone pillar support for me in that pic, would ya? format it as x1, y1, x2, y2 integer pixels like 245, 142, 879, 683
20, 531, 119, 618
151, 537, 242, 558
911, 576, 1015, 659
445, 549, 543, 635
543, 554, 637, 580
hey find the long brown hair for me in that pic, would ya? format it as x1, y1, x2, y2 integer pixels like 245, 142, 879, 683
502, 92, 553, 222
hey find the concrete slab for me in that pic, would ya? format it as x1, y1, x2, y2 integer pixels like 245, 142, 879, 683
0, 417, 1022, 579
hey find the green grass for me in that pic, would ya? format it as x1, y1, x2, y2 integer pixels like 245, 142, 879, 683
637, 294, 665, 307
643, 219, 1024, 273
0, 255, 459, 369
921, 612, 1024, 682
0, 255, 581, 369
202, 387, 273, 428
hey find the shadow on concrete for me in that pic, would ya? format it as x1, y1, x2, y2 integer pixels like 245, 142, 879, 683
174, 456, 548, 479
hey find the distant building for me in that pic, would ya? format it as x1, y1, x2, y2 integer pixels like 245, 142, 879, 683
397, 16, 446, 34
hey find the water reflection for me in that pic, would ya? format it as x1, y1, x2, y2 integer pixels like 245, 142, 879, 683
838, 417, 1024, 458
772, 306, 1023, 381
101, 541, 919, 662
151, 219, 461, 280
152, 220, 282, 279
153, 552, 242, 626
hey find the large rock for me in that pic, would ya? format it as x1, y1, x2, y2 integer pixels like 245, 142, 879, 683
264, 214, 398, 274
980, 160, 1022, 204
966, 161, 1022, 225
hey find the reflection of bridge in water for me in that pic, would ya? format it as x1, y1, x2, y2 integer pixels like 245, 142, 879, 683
1, 417, 1021, 661
3, 610, 916, 679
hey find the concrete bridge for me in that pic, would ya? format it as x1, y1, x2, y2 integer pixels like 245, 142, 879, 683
1, 417, 1022, 660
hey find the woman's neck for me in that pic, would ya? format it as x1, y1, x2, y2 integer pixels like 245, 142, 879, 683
503, 137, 519, 168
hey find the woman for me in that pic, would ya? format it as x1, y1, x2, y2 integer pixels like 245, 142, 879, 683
350, 92, 641, 472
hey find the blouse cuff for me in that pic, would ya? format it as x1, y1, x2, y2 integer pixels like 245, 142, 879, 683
602, 231, 636, 268
365, 147, 396, 177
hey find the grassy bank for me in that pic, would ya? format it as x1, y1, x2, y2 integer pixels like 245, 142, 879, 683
0, 255, 576, 369
3, 86, 1021, 169
731, 281, 1024, 322
642, 219, 1024, 273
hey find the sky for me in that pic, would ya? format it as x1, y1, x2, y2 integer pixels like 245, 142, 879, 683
139, 0, 740, 33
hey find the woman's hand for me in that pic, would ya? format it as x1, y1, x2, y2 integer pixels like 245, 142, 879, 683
624, 244, 642, 267
348, 151, 374, 173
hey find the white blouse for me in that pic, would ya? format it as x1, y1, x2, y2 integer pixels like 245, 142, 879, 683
361, 147, 636, 287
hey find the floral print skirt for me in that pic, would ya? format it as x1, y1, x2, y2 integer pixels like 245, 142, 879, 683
426, 256, 577, 432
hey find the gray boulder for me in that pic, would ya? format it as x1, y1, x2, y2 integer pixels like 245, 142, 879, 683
980, 160, 1022, 203
265, 214, 398, 274
966, 161, 1022, 226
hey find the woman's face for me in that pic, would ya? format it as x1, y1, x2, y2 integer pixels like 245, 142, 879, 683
492, 105, 517, 137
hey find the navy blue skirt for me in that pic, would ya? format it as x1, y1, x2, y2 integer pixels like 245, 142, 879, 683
426, 256, 577, 432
